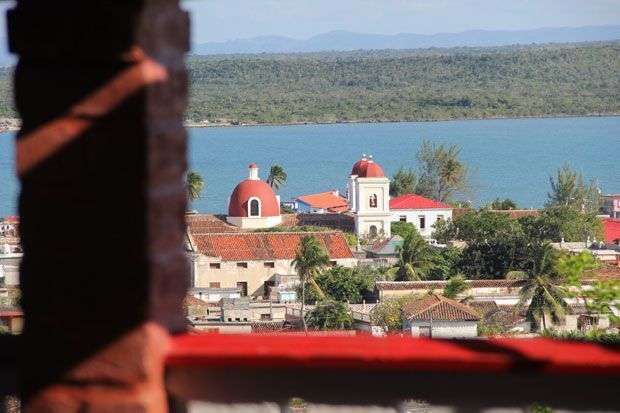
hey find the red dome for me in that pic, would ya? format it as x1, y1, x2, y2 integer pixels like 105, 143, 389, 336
351, 158, 369, 176
361, 161, 385, 178
228, 179, 280, 217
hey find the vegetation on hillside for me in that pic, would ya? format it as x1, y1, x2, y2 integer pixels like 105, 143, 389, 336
0, 43, 617, 124
183, 42, 619, 124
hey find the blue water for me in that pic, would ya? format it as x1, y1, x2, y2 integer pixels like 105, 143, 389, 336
1, 117, 619, 216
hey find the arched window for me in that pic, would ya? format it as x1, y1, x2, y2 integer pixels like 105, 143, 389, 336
249, 198, 261, 217
369, 194, 378, 208
369, 225, 378, 238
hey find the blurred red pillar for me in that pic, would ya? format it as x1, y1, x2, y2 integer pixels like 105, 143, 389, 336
7, 2, 190, 412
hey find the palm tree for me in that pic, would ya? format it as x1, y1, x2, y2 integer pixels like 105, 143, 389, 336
443, 275, 470, 299
266, 164, 287, 191
516, 243, 568, 331
186, 171, 205, 203
292, 236, 330, 332
388, 232, 433, 281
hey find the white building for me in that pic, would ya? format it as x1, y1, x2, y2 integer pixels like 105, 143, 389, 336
389, 194, 453, 238
347, 156, 391, 240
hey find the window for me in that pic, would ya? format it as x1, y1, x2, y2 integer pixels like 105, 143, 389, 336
260, 314, 272, 321
249, 198, 260, 217
209, 263, 221, 269
419, 216, 426, 229
237, 281, 248, 297
330, 260, 337, 267
399, 215, 407, 222
209, 282, 221, 288
237, 262, 248, 269
369, 194, 378, 208
369, 225, 378, 237
264, 262, 275, 268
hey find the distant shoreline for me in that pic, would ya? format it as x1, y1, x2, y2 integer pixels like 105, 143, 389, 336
185, 113, 620, 129
1, 113, 618, 133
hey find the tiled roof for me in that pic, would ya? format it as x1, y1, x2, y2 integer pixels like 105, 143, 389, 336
584, 264, 620, 281
376, 279, 525, 291
367, 235, 404, 255
389, 194, 451, 210
192, 232, 354, 261
186, 214, 240, 234
184, 295, 209, 308
403, 295, 480, 321
603, 218, 620, 243
296, 191, 349, 213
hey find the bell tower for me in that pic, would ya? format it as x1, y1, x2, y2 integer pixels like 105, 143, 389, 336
349, 155, 391, 240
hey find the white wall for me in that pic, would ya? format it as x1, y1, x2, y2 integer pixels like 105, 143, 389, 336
195, 256, 357, 298
405, 320, 478, 338
390, 208, 452, 238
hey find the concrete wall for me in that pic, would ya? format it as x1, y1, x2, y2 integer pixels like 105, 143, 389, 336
0, 254, 21, 286
404, 320, 478, 338
195, 256, 357, 298
390, 208, 452, 238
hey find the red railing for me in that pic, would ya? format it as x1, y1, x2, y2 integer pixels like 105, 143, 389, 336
165, 334, 620, 410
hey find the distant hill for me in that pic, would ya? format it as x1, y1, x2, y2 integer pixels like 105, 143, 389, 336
193, 25, 620, 55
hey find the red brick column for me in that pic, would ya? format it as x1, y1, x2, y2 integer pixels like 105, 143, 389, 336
7, 2, 190, 412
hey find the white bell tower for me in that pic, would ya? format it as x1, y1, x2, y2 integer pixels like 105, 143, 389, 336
349, 155, 391, 241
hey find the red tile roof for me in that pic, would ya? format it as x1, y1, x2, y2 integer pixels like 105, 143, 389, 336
603, 218, 620, 244
390, 194, 451, 210
186, 214, 240, 234
402, 295, 480, 321
191, 232, 354, 261
376, 280, 525, 291
296, 191, 349, 213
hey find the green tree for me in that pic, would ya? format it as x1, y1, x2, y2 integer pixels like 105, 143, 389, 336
390, 167, 417, 197
266, 164, 288, 191
312, 266, 376, 303
370, 294, 419, 331
547, 164, 600, 214
516, 243, 568, 331
443, 275, 470, 299
389, 230, 433, 281
416, 140, 470, 203
293, 236, 330, 332
305, 300, 353, 330
390, 221, 417, 239
186, 170, 205, 203
489, 198, 518, 210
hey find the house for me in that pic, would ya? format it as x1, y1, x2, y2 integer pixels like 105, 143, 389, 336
602, 194, 620, 219
0, 216, 19, 238
389, 194, 453, 238
402, 294, 480, 338
293, 190, 349, 214
376, 279, 525, 305
364, 234, 403, 262
0, 308, 23, 334
603, 218, 620, 245
188, 230, 356, 298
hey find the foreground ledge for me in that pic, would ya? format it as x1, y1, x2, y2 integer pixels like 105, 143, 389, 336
166, 334, 620, 410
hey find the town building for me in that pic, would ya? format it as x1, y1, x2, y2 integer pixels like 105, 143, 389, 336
347, 155, 392, 240
188, 230, 356, 298
293, 190, 349, 214
603, 218, 620, 245
602, 194, 620, 219
402, 294, 480, 338
226, 163, 282, 230
389, 194, 453, 238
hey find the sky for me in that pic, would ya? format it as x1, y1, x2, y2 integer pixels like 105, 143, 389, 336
183, 0, 620, 43
0, 1, 618, 44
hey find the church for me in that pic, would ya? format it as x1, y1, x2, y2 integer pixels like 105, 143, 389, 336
186, 157, 452, 300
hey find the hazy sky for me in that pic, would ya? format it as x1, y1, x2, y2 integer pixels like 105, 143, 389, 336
0, 1, 618, 44
184, 0, 620, 43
